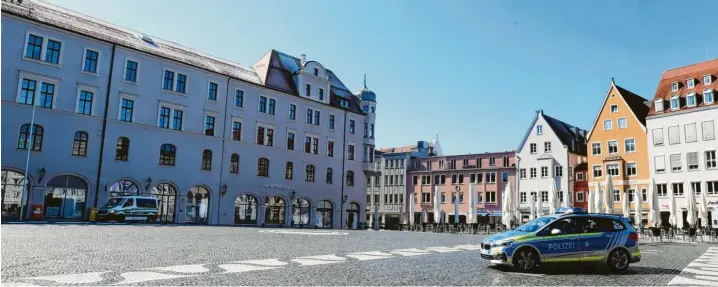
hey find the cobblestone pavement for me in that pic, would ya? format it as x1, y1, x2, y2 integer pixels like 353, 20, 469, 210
1, 224, 714, 286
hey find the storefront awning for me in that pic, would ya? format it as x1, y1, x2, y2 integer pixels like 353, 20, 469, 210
490, 211, 503, 217
477, 212, 489, 216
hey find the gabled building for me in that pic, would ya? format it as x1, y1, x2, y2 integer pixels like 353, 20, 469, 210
516, 110, 588, 219
586, 79, 650, 217
573, 162, 588, 210
646, 59, 718, 228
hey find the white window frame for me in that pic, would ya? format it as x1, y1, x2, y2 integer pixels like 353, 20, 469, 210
686, 151, 700, 171
606, 163, 620, 177
23, 31, 64, 67
703, 74, 713, 85
686, 92, 697, 107
16, 71, 61, 109
654, 100, 664, 113
230, 116, 244, 140
123, 57, 141, 84
654, 154, 666, 174
207, 80, 219, 102
287, 102, 296, 120
160, 68, 188, 95
603, 119, 613, 131
537, 125, 543, 135
670, 153, 682, 173
544, 141, 552, 153
610, 104, 618, 113
80, 47, 101, 76
704, 89, 714, 105
486, 172, 497, 184
624, 138, 636, 153
256, 121, 276, 147
671, 182, 685, 196
591, 142, 602, 156
625, 162, 637, 177
670, 95, 680, 111
326, 137, 336, 156
684, 122, 698, 143
687, 78, 695, 89
668, 125, 681, 145
328, 113, 336, 130
652, 128, 664, 146
75, 85, 98, 115
706, 150, 717, 170
156, 102, 187, 131
204, 110, 219, 137
576, 191, 584, 202
117, 93, 137, 122
671, 82, 679, 92
530, 143, 537, 154
702, 120, 716, 141
486, 191, 497, 204
347, 142, 356, 160
618, 117, 627, 129
576, 172, 584, 181
540, 166, 548, 178
592, 165, 603, 178
608, 140, 619, 155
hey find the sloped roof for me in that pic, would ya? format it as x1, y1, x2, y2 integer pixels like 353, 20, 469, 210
603, 156, 623, 162
537, 154, 554, 160
575, 162, 588, 171
615, 85, 650, 126
378, 145, 417, 154
2, 0, 364, 114
542, 114, 588, 155
648, 59, 718, 116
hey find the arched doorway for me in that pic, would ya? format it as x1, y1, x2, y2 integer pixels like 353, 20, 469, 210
150, 183, 177, 223
186, 186, 209, 224
292, 198, 311, 226
234, 194, 257, 224
346, 202, 361, 229
264, 196, 285, 225
1, 170, 30, 220
44, 175, 88, 219
108, 179, 139, 197
316, 200, 333, 228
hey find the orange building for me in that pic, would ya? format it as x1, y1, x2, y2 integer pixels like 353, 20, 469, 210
586, 80, 650, 215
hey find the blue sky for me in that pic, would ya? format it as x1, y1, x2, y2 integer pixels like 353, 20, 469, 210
46, 0, 718, 154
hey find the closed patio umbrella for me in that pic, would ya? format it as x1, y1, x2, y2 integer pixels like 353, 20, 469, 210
605, 177, 614, 214
622, 190, 630, 219
502, 184, 510, 229
647, 178, 661, 228
668, 186, 678, 228
699, 187, 710, 227
685, 184, 697, 228
528, 192, 536, 220
634, 187, 643, 227
594, 182, 603, 214
400, 204, 406, 225
468, 184, 476, 224
453, 191, 459, 224
587, 189, 594, 213
408, 193, 415, 225
535, 191, 543, 217
562, 187, 571, 208
373, 203, 379, 230
433, 186, 441, 223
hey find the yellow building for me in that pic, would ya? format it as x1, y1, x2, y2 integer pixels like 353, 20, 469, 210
586, 79, 650, 214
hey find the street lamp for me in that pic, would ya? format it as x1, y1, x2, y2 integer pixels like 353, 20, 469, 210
38, 167, 46, 183
342, 194, 348, 204
221, 183, 228, 196
145, 177, 152, 192
290, 190, 296, 201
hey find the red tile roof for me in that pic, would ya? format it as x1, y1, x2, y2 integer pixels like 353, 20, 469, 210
377, 145, 417, 154
649, 59, 718, 116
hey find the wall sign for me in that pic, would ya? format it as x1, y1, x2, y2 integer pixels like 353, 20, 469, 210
260, 184, 295, 191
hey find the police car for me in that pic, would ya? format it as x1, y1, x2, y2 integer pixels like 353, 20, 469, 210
479, 207, 640, 272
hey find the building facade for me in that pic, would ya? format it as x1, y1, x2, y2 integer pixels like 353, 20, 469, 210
586, 80, 650, 218
0, 0, 372, 228
516, 110, 587, 219
572, 162, 588, 210
366, 141, 435, 226
646, 59, 718, 228
407, 152, 516, 224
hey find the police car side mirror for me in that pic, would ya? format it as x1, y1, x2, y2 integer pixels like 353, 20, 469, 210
550, 228, 562, 235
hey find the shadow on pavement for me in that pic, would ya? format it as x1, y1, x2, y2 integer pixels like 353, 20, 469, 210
490, 265, 682, 276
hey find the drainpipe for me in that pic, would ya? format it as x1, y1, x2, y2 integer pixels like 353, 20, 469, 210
93, 44, 116, 211
340, 109, 347, 229
216, 76, 231, 225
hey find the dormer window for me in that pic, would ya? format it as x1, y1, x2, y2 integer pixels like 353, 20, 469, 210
705, 89, 714, 104
610, 105, 618, 113
313, 68, 319, 76
670, 95, 680, 111
305, 84, 311, 98
654, 100, 664, 113
704, 74, 713, 85
687, 78, 695, 89
686, 93, 697, 107
671, 82, 679, 92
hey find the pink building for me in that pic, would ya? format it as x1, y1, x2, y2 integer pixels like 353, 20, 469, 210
407, 152, 516, 224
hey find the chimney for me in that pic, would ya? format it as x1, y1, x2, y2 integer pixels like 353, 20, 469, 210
300, 54, 306, 66
536, 109, 543, 115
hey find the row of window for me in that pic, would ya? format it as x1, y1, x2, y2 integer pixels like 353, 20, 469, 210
367, 193, 405, 205
519, 166, 565, 179
17, 124, 90, 156
385, 159, 405, 169
652, 121, 716, 146
412, 172, 506, 185
654, 150, 717, 173
529, 142, 552, 154
591, 139, 637, 156
413, 191, 498, 204
671, 75, 714, 92
655, 89, 715, 113
655, 181, 718, 197
416, 157, 510, 170
519, 191, 570, 203
602, 117, 629, 131
591, 162, 638, 178
383, 174, 405, 186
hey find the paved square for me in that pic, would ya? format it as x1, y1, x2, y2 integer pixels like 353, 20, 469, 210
1, 224, 715, 286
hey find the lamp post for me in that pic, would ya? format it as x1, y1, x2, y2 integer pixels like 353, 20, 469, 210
38, 167, 46, 183
19, 102, 38, 221
216, 183, 228, 225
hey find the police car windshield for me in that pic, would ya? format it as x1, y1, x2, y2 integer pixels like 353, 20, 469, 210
515, 216, 555, 232
103, 198, 124, 208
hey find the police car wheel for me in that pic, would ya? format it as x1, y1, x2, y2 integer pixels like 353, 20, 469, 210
608, 249, 630, 272
513, 247, 538, 272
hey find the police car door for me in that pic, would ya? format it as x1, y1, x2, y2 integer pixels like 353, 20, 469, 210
577, 217, 613, 264
535, 218, 580, 263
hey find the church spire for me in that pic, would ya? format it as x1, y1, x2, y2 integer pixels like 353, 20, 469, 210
363, 73, 367, 89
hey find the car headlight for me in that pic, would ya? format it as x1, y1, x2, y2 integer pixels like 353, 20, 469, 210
494, 240, 514, 247
109, 210, 115, 214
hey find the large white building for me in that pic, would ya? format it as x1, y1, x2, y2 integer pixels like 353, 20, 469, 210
0, 0, 375, 228
516, 110, 588, 219
646, 59, 718, 228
